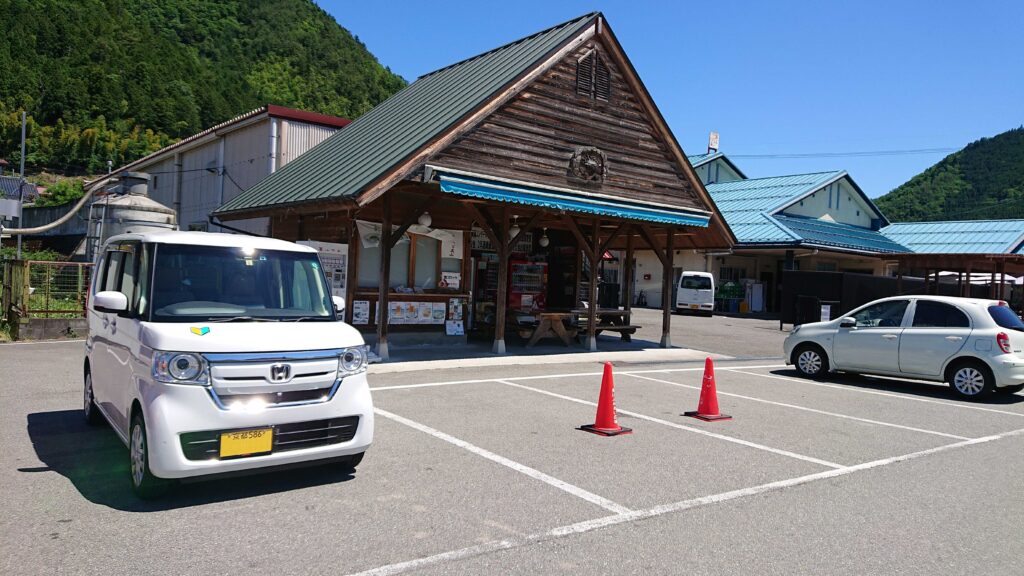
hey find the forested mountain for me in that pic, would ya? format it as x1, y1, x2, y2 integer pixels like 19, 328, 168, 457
0, 0, 406, 175
875, 127, 1024, 222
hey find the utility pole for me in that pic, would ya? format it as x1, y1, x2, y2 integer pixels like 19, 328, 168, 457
16, 111, 26, 260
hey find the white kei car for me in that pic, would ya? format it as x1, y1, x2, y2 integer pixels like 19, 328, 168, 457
783, 295, 1024, 399
85, 231, 374, 498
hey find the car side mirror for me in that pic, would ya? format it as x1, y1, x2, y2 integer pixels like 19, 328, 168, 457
839, 317, 856, 328
93, 291, 128, 314
332, 296, 346, 315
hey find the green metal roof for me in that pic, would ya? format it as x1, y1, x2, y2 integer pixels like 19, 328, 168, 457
216, 12, 599, 216
881, 220, 1024, 254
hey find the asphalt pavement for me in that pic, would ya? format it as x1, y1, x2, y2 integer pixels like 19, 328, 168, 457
2, 338, 1023, 575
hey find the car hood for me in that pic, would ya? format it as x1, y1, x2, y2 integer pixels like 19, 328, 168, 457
140, 321, 365, 353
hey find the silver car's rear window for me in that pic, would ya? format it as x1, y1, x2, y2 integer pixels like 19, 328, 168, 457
988, 305, 1024, 331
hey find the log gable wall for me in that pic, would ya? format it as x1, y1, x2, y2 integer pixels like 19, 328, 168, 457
428, 40, 704, 211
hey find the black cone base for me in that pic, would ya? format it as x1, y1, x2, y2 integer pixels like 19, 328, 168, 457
683, 411, 732, 422
578, 424, 633, 436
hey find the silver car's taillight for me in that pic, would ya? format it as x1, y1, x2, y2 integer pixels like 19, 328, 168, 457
997, 332, 1012, 354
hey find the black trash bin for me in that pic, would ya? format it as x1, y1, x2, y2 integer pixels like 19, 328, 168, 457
598, 282, 620, 308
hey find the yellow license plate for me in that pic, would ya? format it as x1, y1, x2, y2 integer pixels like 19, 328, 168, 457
689, 304, 699, 309
219, 428, 273, 458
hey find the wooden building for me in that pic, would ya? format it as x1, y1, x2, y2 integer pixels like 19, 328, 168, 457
213, 12, 734, 359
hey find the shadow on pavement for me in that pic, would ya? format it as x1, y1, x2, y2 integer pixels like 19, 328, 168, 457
768, 369, 1024, 405
23, 410, 355, 512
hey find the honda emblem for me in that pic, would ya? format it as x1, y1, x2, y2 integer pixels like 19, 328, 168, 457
269, 363, 292, 383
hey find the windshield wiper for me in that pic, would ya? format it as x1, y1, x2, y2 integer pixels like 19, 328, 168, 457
286, 316, 330, 322
209, 316, 279, 323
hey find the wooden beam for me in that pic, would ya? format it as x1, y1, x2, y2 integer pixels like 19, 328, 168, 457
586, 218, 600, 351
493, 206, 510, 354
661, 227, 674, 348
508, 211, 542, 250
636, 224, 668, 268
460, 201, 500, 249
388, 196, 435, 249
376, 194, 393, 360
561, 214, 596, 261
344, 217, 359, 324
623, 230, 634, 311
598, 221, 629, 257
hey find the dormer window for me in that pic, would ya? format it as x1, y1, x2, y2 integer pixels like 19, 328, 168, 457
576, 50, 610, 101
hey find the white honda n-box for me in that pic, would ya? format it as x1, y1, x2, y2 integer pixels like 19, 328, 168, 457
84, 231, 373, 498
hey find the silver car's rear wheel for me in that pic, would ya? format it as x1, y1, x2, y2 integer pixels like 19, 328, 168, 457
949, 362, 994, 399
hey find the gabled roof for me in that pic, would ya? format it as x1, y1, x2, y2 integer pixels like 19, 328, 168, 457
111, 105, 350, 176
0, 175, 37, 201
706, 172, 907, 254
881, 220, 1024, 254
217, 13, 601, 216
706, 172, 843, 243
686, 151, 747, 179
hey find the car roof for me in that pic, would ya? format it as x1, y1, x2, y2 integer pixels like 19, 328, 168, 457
103, 231, 317, 253
876, 294, 1004, 307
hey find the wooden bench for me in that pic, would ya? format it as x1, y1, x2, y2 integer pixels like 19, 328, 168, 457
593, 324, 641, 341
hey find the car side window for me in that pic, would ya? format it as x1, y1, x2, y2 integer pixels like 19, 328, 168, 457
101, 251, 124, 292
851, 300, 909, 328
912, 301, 970, 328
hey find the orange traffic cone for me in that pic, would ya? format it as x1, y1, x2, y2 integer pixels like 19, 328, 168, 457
684, 357, 732, 421
579, 362, 632, 436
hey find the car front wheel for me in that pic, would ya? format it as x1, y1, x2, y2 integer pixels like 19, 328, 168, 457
129, 411, 171, 499
793, 344, 829, 378
947, 361, 995, 400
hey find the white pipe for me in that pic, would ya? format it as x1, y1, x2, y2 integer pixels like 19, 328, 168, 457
269, 118, 278, 173
3, 177, 110, 235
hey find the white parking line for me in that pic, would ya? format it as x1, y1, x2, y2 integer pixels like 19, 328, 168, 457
0, 338, 85, 346
347, 426, 1024, 576
368, 364, 788, 392
625, 373, 971, 440
495, 380, 845, 469
374, 408, 631, 515
727, 369, 1024, 418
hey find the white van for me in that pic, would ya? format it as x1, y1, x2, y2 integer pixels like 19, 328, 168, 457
676, 271, 715, 316
84, 231, 373, 498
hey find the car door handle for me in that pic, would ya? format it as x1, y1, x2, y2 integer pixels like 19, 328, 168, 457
945, 336, 963, 341
882, 334, 898, 340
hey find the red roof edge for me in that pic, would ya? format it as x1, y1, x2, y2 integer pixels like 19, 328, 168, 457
266, 104, 351, 128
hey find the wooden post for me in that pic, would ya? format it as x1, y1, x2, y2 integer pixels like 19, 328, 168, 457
957, 271, 963, 296
896, 266, 903, 295
493, 206, 510, 354
661, 227, 674, 348
623, 228, 634, 311
585, 218, 600, 351
924, 268, 931, 294
344, 218, 358, 324
376, 195, 392, 360
999, 260, 1007, 300
990, 269, 997, 299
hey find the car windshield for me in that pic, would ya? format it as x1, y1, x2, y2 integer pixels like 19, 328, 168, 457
988, 305, 1024, 332
681, 276, 712, 290
149, 244, 334, 323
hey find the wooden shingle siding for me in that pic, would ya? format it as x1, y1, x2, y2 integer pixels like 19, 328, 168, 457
429, 41, 703, 211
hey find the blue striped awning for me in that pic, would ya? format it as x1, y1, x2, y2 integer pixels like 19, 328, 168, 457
437, 172, 711, 227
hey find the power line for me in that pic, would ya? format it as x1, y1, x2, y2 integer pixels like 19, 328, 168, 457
729, 147, 958, 159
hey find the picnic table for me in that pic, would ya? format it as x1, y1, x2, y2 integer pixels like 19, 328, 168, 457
571, 308, 640, 342
518, 312, 577, 347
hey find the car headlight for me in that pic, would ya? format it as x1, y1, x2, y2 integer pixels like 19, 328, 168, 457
153, 352, 208, 384
338, 346, 368, 377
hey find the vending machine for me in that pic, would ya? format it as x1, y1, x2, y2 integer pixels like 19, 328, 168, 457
509, 260, 547, 311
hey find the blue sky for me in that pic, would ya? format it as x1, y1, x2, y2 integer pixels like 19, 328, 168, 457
321, 1, 1023, 198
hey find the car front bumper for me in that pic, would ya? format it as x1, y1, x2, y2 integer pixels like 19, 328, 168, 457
139, 372, 374, 479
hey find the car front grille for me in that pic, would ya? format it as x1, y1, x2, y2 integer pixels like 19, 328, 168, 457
179, 416, 360, 461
